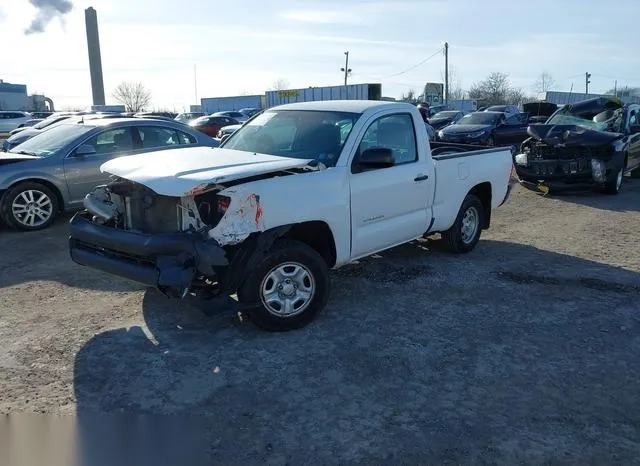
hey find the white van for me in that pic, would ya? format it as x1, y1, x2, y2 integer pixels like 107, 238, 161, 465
0, 112, 33, 134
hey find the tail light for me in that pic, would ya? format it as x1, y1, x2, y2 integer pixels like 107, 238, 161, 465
217, 196, 231, 213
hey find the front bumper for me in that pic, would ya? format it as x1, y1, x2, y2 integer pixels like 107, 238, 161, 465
69, 212, 228, 294
513, 155, 618, 191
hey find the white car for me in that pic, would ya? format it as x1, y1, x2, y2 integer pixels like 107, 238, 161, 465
0, 111, 33, 134
69, 100, 514, 331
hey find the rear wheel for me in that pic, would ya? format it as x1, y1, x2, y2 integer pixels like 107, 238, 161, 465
0, 182, 59, 231
237, 240, 331, 331
442, 194, 484, 253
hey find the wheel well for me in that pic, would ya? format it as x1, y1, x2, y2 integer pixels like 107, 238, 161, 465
10, 179, 64, 212
281, 221, 337, 267
468, 182, 492, 229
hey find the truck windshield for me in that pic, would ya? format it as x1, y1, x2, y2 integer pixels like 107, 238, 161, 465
546, 108, 624, 133
222, 109, 361, 167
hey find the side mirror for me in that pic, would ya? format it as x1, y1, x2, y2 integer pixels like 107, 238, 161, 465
220, 134, 231, 144
355, 147, 395, 171
74, 144, 96, 157
629, 124, 640, 135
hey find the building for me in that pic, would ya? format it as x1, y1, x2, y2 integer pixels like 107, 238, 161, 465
201, 83, 383, 113
0, 80, 55, 111
265, 83, 381, 108
201, 95, 264, 114
0, 80, 28, 110
538, 90, 640, 106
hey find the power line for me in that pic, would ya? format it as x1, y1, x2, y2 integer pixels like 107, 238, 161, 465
378, 47, 445, 79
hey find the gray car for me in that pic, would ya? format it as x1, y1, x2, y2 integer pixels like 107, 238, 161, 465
0, 118, 219, 231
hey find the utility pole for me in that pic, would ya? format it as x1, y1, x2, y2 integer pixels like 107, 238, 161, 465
341, 51, 352, 86
444, 42, 449, 105
614, 80, 617, 97
194, 64, 198, 105
585, 72, 591, 94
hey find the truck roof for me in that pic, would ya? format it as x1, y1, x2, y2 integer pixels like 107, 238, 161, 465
270, 100, 411, 114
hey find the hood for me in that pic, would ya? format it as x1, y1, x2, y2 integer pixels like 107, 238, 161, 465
0, 152, 40, 166
526, 124, 623, 147
562, 96, 623, 119
522, 102, 558, 118
441, 124, 493, 134
9, 127, 29, 136
100, 146, 317, 197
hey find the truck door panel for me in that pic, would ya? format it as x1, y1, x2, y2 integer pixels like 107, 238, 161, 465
349, 113, 432, 258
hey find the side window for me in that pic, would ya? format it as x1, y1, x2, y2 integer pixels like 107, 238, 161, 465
628, 110, 637, 127
505, 113, 527, 125
137, 126, 180, 149
357, 113, 417, 166
84, 128, 134, 155
178, 130, 197, 144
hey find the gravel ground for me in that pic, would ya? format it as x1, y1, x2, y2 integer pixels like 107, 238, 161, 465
1, 180, 640, 465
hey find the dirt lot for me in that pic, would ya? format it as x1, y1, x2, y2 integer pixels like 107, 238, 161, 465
1, 180, 639, 464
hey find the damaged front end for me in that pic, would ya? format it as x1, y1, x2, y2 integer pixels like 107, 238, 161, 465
69, 178, 275, 300
513, 113, 625, 191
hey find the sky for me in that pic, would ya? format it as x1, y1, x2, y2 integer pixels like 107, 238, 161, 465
1, 0, 639, 111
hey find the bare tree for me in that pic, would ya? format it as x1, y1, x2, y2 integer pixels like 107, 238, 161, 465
469, 72, 513, 106
507, 88, 526, 106
532, 72, 556, 93
112, 81, 152, 112
400, 88, 418, 103
270, 78, 290, 91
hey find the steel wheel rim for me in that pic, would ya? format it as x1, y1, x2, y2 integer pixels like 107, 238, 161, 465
616, 169, 623, 190
460, 206, 479, 244
11, 189, 53, 227
260, 261, 315, 317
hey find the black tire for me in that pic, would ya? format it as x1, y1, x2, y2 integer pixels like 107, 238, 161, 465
0, 181, 59, 231
601, 167, 623, 195
442, 194, 484, 253
237, 239, 331, 331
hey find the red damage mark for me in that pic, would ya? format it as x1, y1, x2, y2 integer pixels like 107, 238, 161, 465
248, 193, 263, 225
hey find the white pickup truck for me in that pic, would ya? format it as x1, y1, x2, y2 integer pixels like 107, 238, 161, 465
69, 100, 514, 331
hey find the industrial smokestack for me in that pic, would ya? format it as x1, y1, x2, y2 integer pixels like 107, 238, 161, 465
85, 7, 105, 106
25, 0, 73, 35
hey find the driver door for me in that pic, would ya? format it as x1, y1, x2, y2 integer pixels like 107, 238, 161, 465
493, 112, 529, 145
627, 109, 640, 172
349, 113, 433, 259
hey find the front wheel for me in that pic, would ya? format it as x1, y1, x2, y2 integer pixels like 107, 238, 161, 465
442, 194, 484, 253
0, 182, 59, 231
601, 167, 623, 195
237, 240, 331, 331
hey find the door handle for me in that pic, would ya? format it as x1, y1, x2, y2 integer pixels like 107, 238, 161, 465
414, 174, 429, 182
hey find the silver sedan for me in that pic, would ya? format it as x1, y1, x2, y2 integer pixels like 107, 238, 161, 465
0, 118, 219, 231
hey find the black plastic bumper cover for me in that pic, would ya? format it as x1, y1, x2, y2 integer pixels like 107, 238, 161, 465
69, 212, 228, 290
